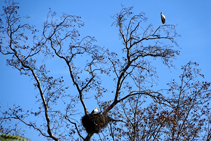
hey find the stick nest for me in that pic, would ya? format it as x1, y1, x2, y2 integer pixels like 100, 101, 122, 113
81, 113, 112, 134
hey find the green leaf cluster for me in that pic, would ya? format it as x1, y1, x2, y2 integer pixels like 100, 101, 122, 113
0, 134, 31, 141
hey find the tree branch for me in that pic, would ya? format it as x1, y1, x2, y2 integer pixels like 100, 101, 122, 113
10, 116, 50, 138
65, 116, 84, 140
6, 17, 58, 140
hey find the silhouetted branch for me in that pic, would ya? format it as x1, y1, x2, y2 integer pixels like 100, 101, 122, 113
65, 116, 84, 140
12, 116, 50, 138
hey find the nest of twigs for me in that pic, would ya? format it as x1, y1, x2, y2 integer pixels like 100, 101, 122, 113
81, 113, 112, 134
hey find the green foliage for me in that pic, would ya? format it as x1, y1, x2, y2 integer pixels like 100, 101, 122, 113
0, 134, 31, 141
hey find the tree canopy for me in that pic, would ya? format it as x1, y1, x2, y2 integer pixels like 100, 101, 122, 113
0, 1, 210, 141
0, 134, 31, 141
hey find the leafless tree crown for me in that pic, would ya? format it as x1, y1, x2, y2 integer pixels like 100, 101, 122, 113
0, 2, 210, 141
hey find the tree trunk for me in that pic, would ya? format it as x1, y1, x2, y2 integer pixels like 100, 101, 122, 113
84, 133, 94, 141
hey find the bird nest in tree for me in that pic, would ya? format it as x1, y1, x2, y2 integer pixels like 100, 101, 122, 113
81, 113, 111, 134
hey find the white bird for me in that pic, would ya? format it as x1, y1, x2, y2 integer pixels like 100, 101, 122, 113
160, 12, 165, 24
91, 108, 98, 114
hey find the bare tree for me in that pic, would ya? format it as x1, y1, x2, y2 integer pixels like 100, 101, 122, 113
0, 1, 210, 141
108, 62, 211, 141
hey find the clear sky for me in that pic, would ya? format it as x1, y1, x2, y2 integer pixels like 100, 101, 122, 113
0, 0, 211, 140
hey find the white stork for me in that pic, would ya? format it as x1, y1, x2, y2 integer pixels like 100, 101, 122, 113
91, 108, 98, 114
160, 12, 165, 24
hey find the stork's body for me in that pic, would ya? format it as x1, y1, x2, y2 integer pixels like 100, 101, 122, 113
160, 12, 165, 24
91, 108, 98, 114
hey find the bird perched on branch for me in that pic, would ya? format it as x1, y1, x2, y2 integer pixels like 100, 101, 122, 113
160, 12, 165, 24
91, 108, 98, 114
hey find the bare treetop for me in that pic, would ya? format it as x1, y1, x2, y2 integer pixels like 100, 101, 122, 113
0, 2, 210, 141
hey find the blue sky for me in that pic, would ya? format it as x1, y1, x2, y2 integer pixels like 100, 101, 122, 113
0, 0, 211, 140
